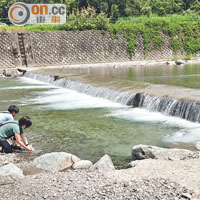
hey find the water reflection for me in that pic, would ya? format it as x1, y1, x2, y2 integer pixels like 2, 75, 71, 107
46, 64, 200, 89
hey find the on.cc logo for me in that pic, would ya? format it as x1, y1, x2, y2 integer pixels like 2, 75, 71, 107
8, 2, 30, 25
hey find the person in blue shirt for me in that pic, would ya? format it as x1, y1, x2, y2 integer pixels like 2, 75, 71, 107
0, 105, 19, 124
0, 105, 21, 150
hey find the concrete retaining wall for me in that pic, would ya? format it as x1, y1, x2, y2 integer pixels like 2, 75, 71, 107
0, 33, 21, 68
0, 31, 199, 68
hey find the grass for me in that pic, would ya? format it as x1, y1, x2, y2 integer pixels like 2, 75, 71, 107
116, 14, 200, 25
1, 14, 199, 33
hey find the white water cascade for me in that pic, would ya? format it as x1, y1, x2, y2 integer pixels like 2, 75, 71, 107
24, 72, 135, 105
24, 72, 200, 123
136, 94, 200, 123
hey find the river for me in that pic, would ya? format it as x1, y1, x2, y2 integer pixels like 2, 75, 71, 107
1, 64, 200, 167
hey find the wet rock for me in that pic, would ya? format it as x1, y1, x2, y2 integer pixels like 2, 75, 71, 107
132, 93, 144, 108
17, 68, 27, 75
73, 160, 93, 169
90, 155, 115, 172
176, 60, 185, 65
132, 145, 197, 160
33, 152, 80, 172
0, 163, 24, 179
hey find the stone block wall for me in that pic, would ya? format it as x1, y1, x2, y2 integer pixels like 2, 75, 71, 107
0, 31, 199, 68
0, 33, 21, 68
29, 31, 182, 67
29, 31, 129, 66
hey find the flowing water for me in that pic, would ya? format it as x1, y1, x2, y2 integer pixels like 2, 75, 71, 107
1, 68, 200, 166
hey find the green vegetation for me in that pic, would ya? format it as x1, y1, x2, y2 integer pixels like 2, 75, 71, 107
109, 15, 200, 57
1, 13, 200, 58
0, 0, 200, 20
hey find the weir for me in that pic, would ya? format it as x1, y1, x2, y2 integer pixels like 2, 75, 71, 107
24, 72, 135, 105
24, 71, 200, 123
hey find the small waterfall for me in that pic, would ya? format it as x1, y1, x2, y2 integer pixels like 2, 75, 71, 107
24, 72, 200, 123
24, 72, 135, 105
136, 94, 200, 123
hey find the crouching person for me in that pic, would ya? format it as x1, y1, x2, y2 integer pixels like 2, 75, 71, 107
0, 116, 33, 153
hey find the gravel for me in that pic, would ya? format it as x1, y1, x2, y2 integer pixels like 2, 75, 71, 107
0, 168, 199, 200
0, 153, 199, 200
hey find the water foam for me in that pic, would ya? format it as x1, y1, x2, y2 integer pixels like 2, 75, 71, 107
108, 108, 200, 128
19, 77, 53, 85
0, 85, 53, 90
108, 108, 200, 143
28, 88, 123, 110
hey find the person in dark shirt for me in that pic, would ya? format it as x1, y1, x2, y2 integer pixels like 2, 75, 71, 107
0, 116, 33, 153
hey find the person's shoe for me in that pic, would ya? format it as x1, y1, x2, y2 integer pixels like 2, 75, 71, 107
11, 145, 22, 151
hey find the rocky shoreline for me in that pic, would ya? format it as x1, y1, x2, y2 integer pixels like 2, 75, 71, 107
0, 145, 200, 200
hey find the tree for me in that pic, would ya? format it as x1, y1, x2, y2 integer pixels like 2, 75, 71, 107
66, 0, 78, 15
0, 0, 16, 19
182, 0, 197, 10
125, 0, 144, 16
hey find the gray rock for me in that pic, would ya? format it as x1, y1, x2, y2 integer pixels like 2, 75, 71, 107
2, 69, 23, 78
181, 193, 192, 199
0, 163, 24, 179
33, 152, 80, 172
132, 145, 196, 160
176, 59, 185, 65
90, 155, 115, 172
195, 142, 200, 151
73, 160, 93, 169
132, 93, 144, 108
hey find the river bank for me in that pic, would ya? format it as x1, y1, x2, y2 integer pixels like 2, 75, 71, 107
0, 145, 200, 200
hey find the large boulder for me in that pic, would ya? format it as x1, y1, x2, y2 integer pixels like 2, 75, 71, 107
90, 155, 115, 172
195, 142, 200, 151
0, 163, 24, 179
33, 152, 80, 172
73, 160, 93, 169
132, 145, 197, 161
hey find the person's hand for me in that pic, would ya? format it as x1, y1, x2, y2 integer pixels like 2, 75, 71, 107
26, 145, 32, 151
